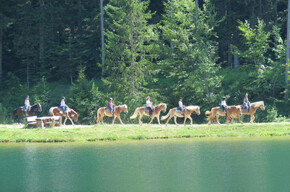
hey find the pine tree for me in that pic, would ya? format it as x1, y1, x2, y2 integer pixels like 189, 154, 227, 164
157, 0, 221, 106
104, 0, 154, 101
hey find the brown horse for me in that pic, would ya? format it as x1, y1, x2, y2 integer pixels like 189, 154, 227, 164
161, 106, 200, 126
12, 103, 42, 124
205, 105, 242, 125
240, 101, 265, 123
130, 103, 167, 125
96, 105, 128, 125
49, 107, 78, 125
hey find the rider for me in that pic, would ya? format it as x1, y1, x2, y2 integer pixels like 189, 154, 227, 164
177, 97, 185, 115
146, 96, 153, 115
108, 98, 114, 114
24, 95, 31, 116
220, 96, 227, 113
243, 93, 250, 113
60, 96, 68, 113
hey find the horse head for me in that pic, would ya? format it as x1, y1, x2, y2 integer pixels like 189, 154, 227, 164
37, 103, 42, 112
73, 112, 79, 122
196, 106, 201, 115
123, 105, 128, 113
161, 103, 167, 113
260, 101, 265, 110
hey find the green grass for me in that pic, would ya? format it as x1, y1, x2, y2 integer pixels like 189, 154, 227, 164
0, 122, 289, 143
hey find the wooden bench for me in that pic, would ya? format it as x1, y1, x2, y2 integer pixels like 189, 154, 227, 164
36, 116, 62, 128
25, 116, 37, 128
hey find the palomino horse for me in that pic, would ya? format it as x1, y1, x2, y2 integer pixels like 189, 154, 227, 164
49, 107, 78, 125
161, 106, 200, 126
240, 101, 265, 123
205, 105, 242, 125
130, 103, 167, 125
12, 103, 42, 124
96, 105, 128, 125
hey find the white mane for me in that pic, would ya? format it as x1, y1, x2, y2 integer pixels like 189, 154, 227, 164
250, 101, 264, 108
185, 106, 199, 111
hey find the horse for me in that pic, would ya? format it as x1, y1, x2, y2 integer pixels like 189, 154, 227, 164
205, 105, 243, 125
130, 103, 167, 125
12, 103, 42, 124
49, 107, 78, 125
240, 101, 265, 123
96, 104, 128, 125
161, 106, 200, 126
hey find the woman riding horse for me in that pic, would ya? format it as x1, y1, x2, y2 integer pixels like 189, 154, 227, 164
97, 104, 128, 125
130, 103, 167, 125
12, 103, 42, 124
49, 106, 78, 125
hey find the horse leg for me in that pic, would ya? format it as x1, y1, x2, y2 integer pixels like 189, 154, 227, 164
157, 116, 161, 125
64, 117, 67, 125
250, 114, 255, 123
149, 115, 155, 124
118, 116, 124, 125
165, 116, 173, 126
188, 116, 193, 125
183, 116, 187, 126
112, 116, 116, 125
68, 116, 74, 125
216, 116, 221, 125
139, 114, 143, 125
174, 116, 178, 126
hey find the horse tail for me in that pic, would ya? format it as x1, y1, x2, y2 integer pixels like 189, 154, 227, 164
205, 110, 211, 118
161, 110, 171, 121
12, 109, 17, 120
49, 107, 55, 116
96, 108, 103, 123
130, 108, 140, 119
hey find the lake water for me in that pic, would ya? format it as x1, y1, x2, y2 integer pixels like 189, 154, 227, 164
1, 138, 290, 192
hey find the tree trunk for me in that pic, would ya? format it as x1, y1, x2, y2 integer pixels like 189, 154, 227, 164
195, 0, 198, 33
228, 44, 232, 67
100, 0, 105, 76
0, 28, 2, 82
27, 61, 30, 90
286, 0, 290, 103
234, 54, 239, 71
39, 0, 45, 72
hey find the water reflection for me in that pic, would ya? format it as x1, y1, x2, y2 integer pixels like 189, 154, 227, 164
0, 138, 290, 192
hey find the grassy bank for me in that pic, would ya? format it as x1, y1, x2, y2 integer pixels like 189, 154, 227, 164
0, 122, 290, 143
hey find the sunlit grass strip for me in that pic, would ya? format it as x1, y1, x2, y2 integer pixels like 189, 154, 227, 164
0, 123, 289, 143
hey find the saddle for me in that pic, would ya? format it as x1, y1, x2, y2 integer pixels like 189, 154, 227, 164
145, 107, 154, 115
105, 107, 114, 114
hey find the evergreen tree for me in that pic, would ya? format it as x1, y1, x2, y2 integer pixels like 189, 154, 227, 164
104, 0, 154, 102
157, 0, 221, 107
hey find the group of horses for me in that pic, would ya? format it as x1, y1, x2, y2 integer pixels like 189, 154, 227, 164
97, 101, 265, 125
12, 104, 79, 125
12, 101, 265, 126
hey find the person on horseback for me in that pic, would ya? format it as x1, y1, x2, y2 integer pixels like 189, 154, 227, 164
243, 93, 250, 113
146, 96, 153, 115
177, 97, 185, 115
108, 98, 114, 114
60, 96, 68, 113
24, 95, 31, 116
220, 96, 227, 113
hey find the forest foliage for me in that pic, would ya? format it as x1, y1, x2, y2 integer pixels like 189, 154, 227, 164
0, 0, 289, 124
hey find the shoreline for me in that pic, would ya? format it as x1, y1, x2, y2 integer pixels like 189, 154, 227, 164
0, 122, 289, 143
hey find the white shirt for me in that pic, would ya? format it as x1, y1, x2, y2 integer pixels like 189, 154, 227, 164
25, 99, 30, 106
178, 101, 183, 108
61, 100, 66, 107
146, 100, 152, 107
221, 100, 227, 106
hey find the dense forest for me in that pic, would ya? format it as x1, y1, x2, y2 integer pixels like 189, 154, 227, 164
0, 0, 289, 124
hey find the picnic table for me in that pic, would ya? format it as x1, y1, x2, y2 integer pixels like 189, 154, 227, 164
36, 116, 62, 128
